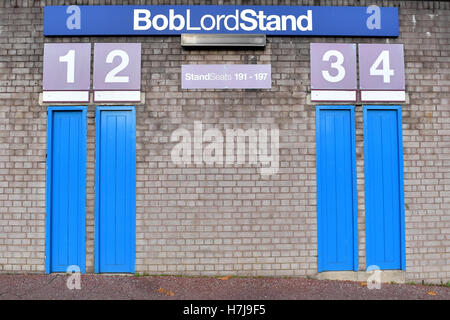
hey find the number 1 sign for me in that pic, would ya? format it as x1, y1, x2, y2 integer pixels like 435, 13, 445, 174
310, 43, 357, 102
42, 43, 91, 102
359, 44, 405, 101
93, 43, 141, 102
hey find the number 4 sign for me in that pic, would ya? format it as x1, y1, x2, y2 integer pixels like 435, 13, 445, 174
93, 43, 141, 102
359, 44, 405, 101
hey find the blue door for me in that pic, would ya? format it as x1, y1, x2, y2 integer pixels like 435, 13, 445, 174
46, 107, 86, 274
95, 106, 136, 273
364, 106, 405, 270
316, 106, 358, 272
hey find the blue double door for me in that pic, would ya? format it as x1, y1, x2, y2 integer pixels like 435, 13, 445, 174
46, 106, 136, 274
316, 105, 405, 272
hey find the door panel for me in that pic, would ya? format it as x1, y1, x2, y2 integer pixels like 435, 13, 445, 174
364, 106, 405, 270
46, 107, 86, 273
316, 106, 358, 272
95, 107, 136, 273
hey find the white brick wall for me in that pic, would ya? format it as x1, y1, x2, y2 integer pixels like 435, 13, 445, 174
0, 0, 448, 284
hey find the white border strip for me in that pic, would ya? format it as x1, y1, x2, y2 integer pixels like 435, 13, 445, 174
311, 90, 356, 102
43, 91, 89, 103
94, 91, 141, 102
361, 91, 406, 102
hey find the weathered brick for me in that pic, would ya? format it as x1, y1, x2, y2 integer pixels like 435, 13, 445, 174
0, 0, 448, 284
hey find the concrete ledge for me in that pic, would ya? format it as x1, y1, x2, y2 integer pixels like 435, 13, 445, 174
314, 270, 406, 284
39, 92, 146, 106
306, 92, 410, 105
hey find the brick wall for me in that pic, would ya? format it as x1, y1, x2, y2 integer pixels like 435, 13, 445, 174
0, 0, 448, 283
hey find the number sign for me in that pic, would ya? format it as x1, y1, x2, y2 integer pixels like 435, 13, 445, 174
310, 43, 357, 90
358, 44, 405, 90
93, 43, 141, 90
43, 43, 91, 91
310, 43, 406, 102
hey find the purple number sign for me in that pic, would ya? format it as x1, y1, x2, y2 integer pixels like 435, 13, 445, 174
359, 44, 405, 90
43, 43, 91, 91
93, 43, 141, 90
310, 43, 357, 90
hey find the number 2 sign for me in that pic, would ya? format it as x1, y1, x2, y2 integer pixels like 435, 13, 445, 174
93, 43, 141, 102
42, 43, 91, 102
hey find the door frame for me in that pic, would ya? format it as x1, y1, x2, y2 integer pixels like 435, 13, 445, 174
45, 106, 87, 274
94, 106, 136, 273
315, 105, 358, 272
363, 105, 406, 270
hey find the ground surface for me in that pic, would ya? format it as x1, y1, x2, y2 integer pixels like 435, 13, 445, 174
0, 274, 449, 300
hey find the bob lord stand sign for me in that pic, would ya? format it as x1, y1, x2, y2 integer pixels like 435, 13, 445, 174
44, 5, 399, 37
182, 64, 271, 89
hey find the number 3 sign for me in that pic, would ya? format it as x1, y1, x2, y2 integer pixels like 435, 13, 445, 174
93, 43, 141, 102
310, 43, 357, 102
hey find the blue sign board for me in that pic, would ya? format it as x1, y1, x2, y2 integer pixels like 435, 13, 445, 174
44, 5, 399, 37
